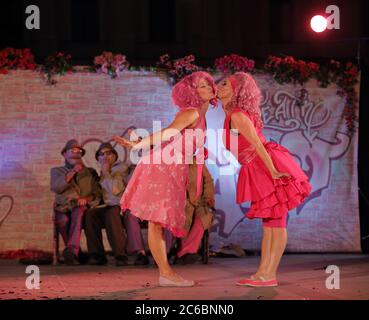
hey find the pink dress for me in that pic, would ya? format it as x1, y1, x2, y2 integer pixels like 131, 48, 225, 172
223, 108, 311, 220
120, 107, 207, 237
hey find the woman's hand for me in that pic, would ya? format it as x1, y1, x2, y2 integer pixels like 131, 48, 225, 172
99, 158, 111, 175
77, 197, 88, 206
271, 170, 291, 180
113, 136, 138, 149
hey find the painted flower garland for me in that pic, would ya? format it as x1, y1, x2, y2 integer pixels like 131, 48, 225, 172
94, 51, 129, 78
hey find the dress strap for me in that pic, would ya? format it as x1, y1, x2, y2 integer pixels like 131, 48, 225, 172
227, 109, 241, 135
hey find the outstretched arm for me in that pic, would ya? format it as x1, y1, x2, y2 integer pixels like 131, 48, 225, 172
115, 109, 199, 150
231, 111, 290, 179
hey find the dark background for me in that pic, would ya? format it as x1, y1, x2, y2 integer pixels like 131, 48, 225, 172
1, 0, 368, 252
1, 0, 368, 65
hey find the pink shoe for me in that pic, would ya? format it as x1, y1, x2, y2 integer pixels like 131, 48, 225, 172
243, 276, 278, 287
236, 278, 253, 286
159, 275, 195, 287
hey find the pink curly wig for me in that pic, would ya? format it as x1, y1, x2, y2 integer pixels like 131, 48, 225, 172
172, 71, 217, 110
227, 72, 263, 129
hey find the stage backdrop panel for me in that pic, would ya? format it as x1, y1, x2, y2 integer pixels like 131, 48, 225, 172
0, 71, 360, 252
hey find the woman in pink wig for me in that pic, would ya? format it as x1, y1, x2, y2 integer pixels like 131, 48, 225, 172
217, 72, 311, 287
114, 71, 216, 287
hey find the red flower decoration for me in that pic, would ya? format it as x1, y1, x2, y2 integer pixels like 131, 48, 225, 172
42, 51, 74, 85
215, 54, 255, 74
264, 55, 320, 85
0, 47, 36, 74
265, 55, 358, 134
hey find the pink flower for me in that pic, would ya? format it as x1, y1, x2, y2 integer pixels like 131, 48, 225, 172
308, 62, 320, 72
114, 54, 126, 64
93, 51, 129, 77
94, 55, 104, 65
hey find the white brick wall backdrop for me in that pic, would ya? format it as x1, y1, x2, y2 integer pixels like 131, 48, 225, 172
0, 71, 361, 252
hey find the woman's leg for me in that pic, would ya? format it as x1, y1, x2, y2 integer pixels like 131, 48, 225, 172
259, 213, 288, 280
238, 213, 288, 286
148, 221, 181, 279
252, 226, 272, 278
263, 227, 287, 280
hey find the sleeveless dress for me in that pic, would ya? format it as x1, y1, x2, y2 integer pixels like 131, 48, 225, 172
120, 107, 207, 237
223, 108, 311, 220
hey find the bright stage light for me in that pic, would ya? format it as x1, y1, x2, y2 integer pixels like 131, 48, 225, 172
310, 15, 327, 33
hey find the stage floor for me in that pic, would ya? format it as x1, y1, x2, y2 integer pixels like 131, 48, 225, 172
0, 254, 368, 300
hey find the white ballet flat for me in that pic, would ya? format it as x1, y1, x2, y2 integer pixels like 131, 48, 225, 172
159, 275, 195, 287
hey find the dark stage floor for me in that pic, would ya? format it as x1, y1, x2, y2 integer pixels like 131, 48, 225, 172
0, 254, 368, 300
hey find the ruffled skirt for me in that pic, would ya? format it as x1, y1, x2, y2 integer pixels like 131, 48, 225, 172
236, 142, 311, 219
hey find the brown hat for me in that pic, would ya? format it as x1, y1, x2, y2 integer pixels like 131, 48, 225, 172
61, 139, 86, 156
95, 142, 118, 161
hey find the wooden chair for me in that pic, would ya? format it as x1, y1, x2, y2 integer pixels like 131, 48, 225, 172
200, 229, 210, 264
52, 209, 60, 265
168, 229, 210, 265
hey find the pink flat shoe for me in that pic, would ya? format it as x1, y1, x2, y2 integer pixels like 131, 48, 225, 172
159, 275, 195, 287
243, 276, 278, 287
236, 278, 253, 286
235, 275, 264, 286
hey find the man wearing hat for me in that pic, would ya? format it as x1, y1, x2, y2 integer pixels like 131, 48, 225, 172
84, 142, 132, 266
50, 139, 101, 265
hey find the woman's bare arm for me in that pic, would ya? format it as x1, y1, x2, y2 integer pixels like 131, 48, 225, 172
114, 109, 199, 150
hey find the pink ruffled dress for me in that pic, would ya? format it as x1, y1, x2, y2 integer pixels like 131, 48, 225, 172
223, 108, 311, 220
120, 107, 207, 237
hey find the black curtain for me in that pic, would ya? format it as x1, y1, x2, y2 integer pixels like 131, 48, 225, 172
71, 0, 100, 43
149, 0, 175, 43
358, 58, 369, 253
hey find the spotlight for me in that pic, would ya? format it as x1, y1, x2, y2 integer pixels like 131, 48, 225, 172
310, 15, 327, 33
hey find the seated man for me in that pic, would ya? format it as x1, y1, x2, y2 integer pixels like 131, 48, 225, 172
123, 211, 150, 265
84, 142, 130, 266
174, 157, 215, 264
50, 139, 101, 265
121, 138, 154, 265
